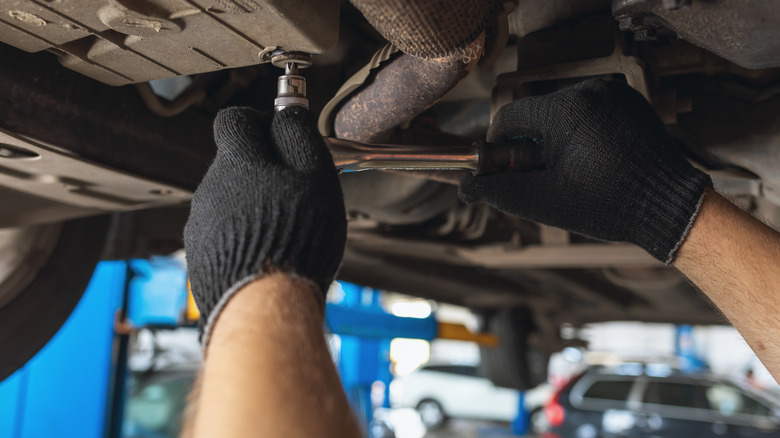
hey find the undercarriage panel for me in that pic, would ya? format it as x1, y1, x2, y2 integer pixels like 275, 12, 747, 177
0, 0, 341, 85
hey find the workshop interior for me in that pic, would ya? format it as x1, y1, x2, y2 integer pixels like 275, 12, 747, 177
1, 0, 779, 437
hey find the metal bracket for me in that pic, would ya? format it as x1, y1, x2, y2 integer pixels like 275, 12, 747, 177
493, 29, 648, 118
0, 128, 191, 213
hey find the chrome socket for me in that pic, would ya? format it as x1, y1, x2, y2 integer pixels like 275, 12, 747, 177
271, 52, 312, 112
274, 64, 308, 111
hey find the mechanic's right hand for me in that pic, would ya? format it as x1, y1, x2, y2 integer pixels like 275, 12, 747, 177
459, 79, 711, 264
184, 107, 346, 345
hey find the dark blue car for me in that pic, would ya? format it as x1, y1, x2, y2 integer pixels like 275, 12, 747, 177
542, 365, 780, 438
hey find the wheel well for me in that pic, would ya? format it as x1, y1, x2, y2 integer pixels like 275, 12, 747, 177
416, 398, 445, 412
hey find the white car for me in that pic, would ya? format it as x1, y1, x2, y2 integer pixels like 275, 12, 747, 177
390, 364, 521, 429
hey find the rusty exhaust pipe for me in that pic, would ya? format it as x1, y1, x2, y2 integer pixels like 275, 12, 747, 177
323, 0, 493, 143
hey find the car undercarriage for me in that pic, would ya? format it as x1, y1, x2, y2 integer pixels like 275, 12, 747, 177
0, 0, 778, 387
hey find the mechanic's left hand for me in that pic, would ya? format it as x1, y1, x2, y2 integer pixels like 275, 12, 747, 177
184, 107, 346, 345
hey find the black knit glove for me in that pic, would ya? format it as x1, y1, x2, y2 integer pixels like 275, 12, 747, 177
459, 79, 711, 263
184, 107, 346, 344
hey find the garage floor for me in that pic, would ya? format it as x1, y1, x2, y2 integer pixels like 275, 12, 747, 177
377, 409, 527, 438
423, 420, 523, 437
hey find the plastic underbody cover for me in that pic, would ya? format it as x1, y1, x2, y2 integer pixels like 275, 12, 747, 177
0, 0, 340, 85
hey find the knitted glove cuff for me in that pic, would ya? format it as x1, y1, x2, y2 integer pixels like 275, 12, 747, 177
200, 271, 324, 351
633, 169, 712, 264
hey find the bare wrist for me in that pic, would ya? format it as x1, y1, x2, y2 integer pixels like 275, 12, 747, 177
207, 273, 325, 354
673, 187, 730, 269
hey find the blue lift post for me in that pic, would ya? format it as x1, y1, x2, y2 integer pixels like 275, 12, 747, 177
126, 257, 189, 328
0, 256, 191, 438
327, 282, 437, 431
106, 256, 190, 438
511, 392, 528, 436
0, 261, 127, 438
676, 324, 708, 373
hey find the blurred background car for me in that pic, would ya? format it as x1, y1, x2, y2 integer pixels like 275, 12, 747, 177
391, 363, 520, 429
543, 364, 780, 438
390, 363, 554, 430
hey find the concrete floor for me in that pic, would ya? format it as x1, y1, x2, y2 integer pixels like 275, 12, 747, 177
376, 409, 528, 438
423, 420, 522, 438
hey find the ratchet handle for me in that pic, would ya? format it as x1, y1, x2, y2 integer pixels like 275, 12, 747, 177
474, 138, 545, 175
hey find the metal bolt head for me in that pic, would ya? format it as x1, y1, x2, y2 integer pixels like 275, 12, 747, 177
634, 27, 657, 41
270, 50, 312, 69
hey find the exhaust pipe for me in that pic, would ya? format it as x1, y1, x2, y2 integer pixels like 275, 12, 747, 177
322, 0, 494, 143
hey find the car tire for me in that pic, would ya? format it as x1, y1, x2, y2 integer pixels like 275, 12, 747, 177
0, 215, 110, 381
530, 406, 550, 435
417, 399, 447, 430
479, 307, 550, 390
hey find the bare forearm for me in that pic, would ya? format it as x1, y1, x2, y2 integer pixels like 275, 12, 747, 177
188, 273, 361, 438
675, 188, 780, 379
